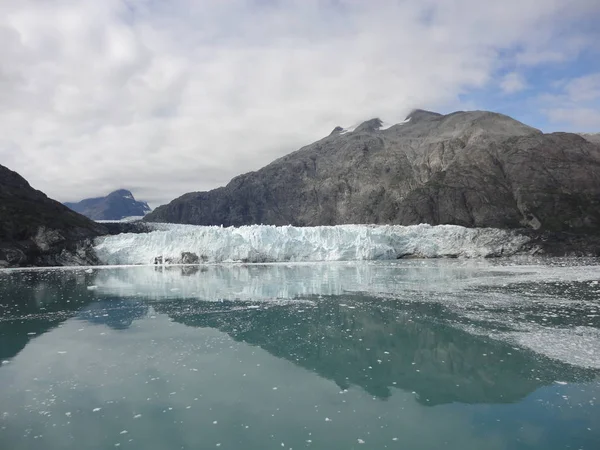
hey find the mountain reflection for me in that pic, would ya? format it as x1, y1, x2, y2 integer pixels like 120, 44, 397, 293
153, 295, 595, 405
1, 263, 597, 407
79, 299, 148, 330
0, 270, 98, 361
0, 270, 148, 360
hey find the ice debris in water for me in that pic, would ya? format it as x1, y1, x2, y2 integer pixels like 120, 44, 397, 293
94, 223, 529, 265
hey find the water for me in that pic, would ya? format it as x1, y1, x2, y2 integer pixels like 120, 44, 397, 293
1, 259, 599, 449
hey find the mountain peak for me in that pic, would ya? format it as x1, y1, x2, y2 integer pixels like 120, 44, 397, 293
65, 190, 151, 220
405, 109, 443, 122
110, 189, 134, 198
355, 118, 383, 133
330, 126, 344, 136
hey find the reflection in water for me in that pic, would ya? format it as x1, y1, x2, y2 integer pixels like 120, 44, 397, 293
79, 299, 149, 330
0, 270, 97, 361
1, 262, 598, 406
0, 262, 599, 450
155, 295, 595, 405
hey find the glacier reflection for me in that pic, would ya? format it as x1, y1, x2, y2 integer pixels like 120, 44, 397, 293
1, 261, 599, 407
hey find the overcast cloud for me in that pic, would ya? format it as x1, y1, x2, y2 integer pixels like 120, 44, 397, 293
1, 0, 599, 206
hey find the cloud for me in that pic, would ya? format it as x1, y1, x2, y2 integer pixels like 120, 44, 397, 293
545, 108, 600, 129
0, 0, 599, 206
564, 73, 600, 102
540, 73, 600, 130
500, 72, 527, 94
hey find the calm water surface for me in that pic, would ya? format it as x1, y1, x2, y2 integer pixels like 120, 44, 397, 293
1, 260, 599, 449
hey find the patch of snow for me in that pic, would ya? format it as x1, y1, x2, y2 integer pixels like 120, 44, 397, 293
339, 123, 359, 134
380, 117, 410, 130
93, 223, 529, 265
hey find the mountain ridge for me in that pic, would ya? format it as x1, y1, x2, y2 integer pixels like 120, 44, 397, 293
145, 109, 600, 235
0, 164, 106, 267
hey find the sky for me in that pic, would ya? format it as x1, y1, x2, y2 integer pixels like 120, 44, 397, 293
1, 0, 600, 207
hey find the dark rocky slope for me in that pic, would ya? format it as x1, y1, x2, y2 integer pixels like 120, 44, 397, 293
65, 189, 151, 220
0, 164, 106, 267
146, 110, 600, 239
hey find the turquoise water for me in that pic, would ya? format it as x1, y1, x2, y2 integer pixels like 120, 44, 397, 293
1, 260, 599, 449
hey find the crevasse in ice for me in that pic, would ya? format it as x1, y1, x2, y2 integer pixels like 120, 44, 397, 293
93, 223, 530, 265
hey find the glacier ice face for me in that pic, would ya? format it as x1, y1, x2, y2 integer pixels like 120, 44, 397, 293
93, 223, 530, 265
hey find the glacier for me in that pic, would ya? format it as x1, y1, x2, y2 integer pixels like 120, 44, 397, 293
93, 223, 530, 265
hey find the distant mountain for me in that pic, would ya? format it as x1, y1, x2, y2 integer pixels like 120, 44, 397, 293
65, 189, 151, 220
145, 109, 600, 235
0, 164, 106, 267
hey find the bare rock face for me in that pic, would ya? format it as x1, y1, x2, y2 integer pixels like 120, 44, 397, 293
0, 164, 106, 267
145, 109, 600, 238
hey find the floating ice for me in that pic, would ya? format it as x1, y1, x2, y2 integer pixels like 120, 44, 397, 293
495, 326, 600, 369
94, 223, 529, 265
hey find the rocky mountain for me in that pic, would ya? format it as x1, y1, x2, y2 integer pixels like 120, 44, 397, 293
65, 189, 151, 220
145, 109, 600, 235
0, 164, 106, 267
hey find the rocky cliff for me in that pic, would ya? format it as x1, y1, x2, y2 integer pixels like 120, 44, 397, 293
65, 189, 151, 220
0, 164, 106, 267
145, 110, 600, 235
